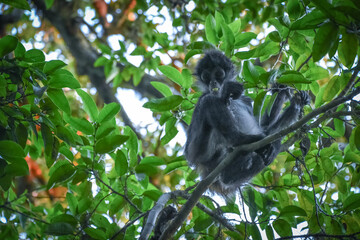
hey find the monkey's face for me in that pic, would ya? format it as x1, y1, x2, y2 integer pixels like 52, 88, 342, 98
200, 67, 226, 94
195, 50, 237, 94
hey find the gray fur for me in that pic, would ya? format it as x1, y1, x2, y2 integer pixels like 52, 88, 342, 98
184, 50, 310, 194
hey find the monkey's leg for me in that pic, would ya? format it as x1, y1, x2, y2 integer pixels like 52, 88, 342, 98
220, 152, 267, 186
262, 88, 290, 129
267, 91, 309, 133
255, 140, 281, 166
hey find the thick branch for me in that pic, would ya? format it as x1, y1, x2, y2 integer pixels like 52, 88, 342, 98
173, 191, 237, 232
139, 193, 172, 240
32, 0, 162, 136
159, 87, 360, 239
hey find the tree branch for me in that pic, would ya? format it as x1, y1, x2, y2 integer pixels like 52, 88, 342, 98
32, 0, 163, 137
139, 193, 172, 240
159, 87, 360, 239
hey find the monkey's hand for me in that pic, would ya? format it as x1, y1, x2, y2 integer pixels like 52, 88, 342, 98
256, 144, 276, 166
293, 91, 310, 107
271, 83, 292, 99
222, 81, 243, 102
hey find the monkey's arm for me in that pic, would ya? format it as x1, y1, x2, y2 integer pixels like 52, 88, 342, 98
200, 95, 265, 145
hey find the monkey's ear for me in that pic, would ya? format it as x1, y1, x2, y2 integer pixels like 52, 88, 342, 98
195, 78, 210, 93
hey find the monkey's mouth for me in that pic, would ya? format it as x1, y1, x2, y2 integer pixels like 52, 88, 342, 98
212, 88, 219, 92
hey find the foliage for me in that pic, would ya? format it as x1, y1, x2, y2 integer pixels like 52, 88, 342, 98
0, 0, 360, 239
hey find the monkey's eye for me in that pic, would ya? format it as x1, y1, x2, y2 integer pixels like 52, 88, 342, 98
214, 69, 225, 79
201, 70, 211, 82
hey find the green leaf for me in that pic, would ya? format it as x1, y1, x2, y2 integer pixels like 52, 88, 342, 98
44, 60, 67, 74
344, 151, 360, 164
48, 74, 80, 89
334, 118, 345, 137
150, 82, 172, 97
312, 22, 339, 62
181, 69, 193, 89
0, 35, 18, 58
290, 10, 326, 30
273, 219, 292, 237
279, 205, 307, 218
235, 32, 257, 48
235, 49, 256, 59
56, 126, 75, 146
184, 49, 202, 64
130, 46, 147, 56
158, 65, 183, 87
214, 11, 225, 36
45, 0, 55, 9
41, 123, 54, 156
97, 102, 121, 123
221, 23, 235, 55
143, 95, 183, 112
47, 88, 71, 114
45, 222, 74, 236
84, 228, 106, 240
268, 31, 282, 42
254, 41, 280, 61
353, 126, 360, 151
24, 49, 46, 62
5, 158, 29, 176
92, 214, 111, 229
94, 56, 109, 67
304, 66, 329, 81
164, 160, 187, 174
287, 0, 301, 19
115, 150, 128, 176
135, 163, 158, 176
63, 114, 94, 135
205, 15, 219, 45
338, 32, 358, 68
143, 190, 162, 201
95, 135, 129, 154
243, 61, 259, 84
187, 41, 214, 50
95, 120, 115, 140
140, 156, 165, 165
194, 214, 213, 232
249, 224, 261, 240
323, 76, 341, 101
14, 41, 25, 58
277, 72, 311, 84
288, 32, 310, 55
0, 0, 30, 10
161, 126, 178, 145
76, 89, 98, 122
51, 214, 77, 225
229, 19, 242, 35
15, 123, 27, 148
265, 225, 275, 240
0, 140, 25, 158
48, 160, 75, 189
109, 196, 125, 216
343, 194, 360, 211
66, 193, 78, 215
97, 43, 112, 55
124, 126, 138, 155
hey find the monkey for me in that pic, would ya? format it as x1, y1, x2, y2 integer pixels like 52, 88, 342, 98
184, 50, 310, 194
